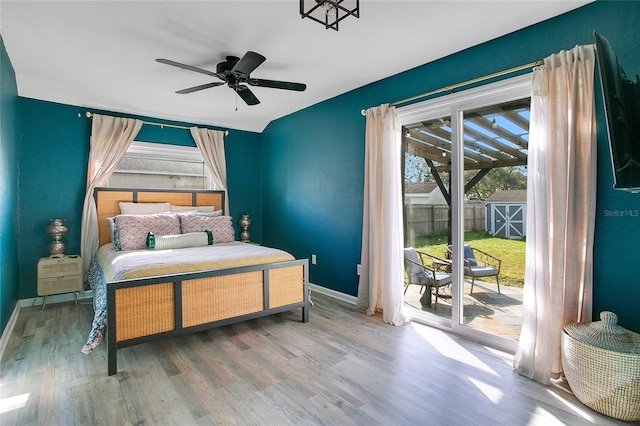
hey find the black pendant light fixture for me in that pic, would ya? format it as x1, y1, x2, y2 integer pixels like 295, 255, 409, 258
300, 0, 359, 31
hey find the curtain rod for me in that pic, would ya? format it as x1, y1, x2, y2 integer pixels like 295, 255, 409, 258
360, 60, 543, 116
85, 111, 229, 136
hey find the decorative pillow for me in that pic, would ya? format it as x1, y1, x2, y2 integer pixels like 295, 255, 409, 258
119, 202, 171, 215
113, 213, 180, 251
179, 214, 235, 243
146, 230, 213, 250
170, 204, 216, 213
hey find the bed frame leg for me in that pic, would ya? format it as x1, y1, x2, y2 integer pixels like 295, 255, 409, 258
107, 286, 117, 375
108, 344, 117, 376
302, 286, 310, 323
302, 272, 310, 323
107, 321, 117, 375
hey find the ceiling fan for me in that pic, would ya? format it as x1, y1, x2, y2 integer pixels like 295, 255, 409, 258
156, 51, 306, 106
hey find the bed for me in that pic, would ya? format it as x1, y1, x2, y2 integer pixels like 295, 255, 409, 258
83, 187, 309, 376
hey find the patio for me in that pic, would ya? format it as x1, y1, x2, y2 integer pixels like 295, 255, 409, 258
404, 278, 523, 340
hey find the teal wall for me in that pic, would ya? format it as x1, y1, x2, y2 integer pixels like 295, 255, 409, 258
0, 35, 19, 334
5, 1, 640, 336
261, 1, 640, 331
16, 99, 262, 300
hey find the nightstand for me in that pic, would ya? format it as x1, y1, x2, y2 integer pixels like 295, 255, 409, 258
37, 255, 82, 310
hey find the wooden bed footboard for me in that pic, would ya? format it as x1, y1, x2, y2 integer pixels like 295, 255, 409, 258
106, 259, 309, 375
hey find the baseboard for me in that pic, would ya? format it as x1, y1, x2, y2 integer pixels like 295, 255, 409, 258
0, 302, 21, 362
309, 283, 357, 305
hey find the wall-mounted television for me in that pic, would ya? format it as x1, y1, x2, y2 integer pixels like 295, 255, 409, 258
594, 31, 640, 192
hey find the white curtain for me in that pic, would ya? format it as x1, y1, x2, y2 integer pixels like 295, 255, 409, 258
356, 104, 407, 326
190, 128, 229, 214
514, 45, 596, 384
80, 114, 142, 274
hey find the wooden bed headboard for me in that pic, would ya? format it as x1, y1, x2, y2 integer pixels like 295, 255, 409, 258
94, 187, 226, 247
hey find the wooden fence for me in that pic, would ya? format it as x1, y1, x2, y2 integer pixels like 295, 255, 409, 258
404, 203, 486, 239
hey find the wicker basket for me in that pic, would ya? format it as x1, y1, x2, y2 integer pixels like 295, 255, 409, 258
561, 311, 640, 421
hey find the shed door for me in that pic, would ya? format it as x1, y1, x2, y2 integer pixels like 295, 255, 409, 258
491, 203, 525, 239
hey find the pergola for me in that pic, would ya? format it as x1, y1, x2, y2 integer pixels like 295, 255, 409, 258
402, 98, 531, 205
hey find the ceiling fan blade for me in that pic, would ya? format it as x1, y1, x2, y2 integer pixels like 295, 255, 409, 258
234, 85, 260, 106
231, 51, 266, 79
175, 82, 224, 94
156, 58, 222, 79
248, 78, 307, 91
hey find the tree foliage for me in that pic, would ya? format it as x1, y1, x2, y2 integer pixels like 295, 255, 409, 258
404, 155, 430, 183
466, 166, 527, 199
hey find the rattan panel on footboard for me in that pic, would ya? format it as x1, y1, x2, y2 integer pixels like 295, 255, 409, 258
115, 283, 175, 341
269, 265, 305, 308
182, 271, 264, 327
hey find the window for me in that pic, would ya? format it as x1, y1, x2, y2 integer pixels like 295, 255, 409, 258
108, 141, 214, 190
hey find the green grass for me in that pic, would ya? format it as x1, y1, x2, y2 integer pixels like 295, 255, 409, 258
407, 230, 526, 287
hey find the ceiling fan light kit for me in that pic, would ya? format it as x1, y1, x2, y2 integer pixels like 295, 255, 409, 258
300, 0, 359, 31
156, 52, 306, 106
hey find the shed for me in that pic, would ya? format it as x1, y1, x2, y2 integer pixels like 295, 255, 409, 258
485, 189, 527, 239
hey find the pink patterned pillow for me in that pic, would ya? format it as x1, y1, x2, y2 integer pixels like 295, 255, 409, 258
179, 215, 235, 243
113, 213, 180, 251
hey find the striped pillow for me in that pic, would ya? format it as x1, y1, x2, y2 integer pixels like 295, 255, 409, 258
146, 231, 213, 250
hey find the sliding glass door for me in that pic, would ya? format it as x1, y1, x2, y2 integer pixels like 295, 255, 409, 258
403, 114, 453, 324
400, 75, 531, 352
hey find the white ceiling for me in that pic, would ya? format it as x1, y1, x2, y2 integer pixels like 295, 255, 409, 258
1, 1, 591, 133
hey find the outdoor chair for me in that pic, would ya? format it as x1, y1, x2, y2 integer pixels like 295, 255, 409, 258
447, 244, 502, 294
403, 248, 452, 308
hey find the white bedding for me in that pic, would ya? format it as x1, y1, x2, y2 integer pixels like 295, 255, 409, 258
97, 241, 296, 282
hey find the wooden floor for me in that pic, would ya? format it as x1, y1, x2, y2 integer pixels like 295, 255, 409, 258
0, 294, 631, 425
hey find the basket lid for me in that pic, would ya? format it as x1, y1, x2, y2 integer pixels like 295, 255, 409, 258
564, 311, 640, 354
